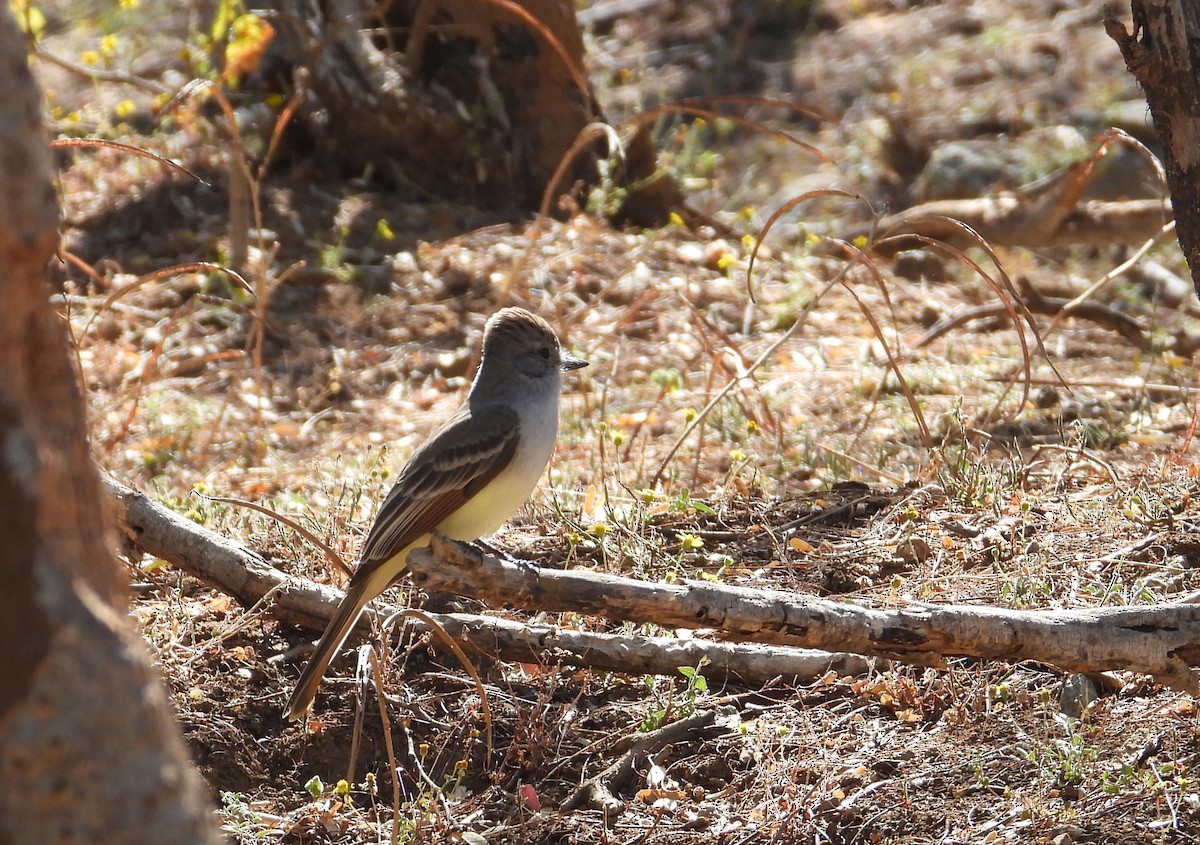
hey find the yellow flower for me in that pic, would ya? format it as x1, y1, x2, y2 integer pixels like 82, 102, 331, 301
677, 533, 704, 552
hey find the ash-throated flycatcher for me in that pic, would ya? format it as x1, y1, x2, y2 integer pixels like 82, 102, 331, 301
284, 307, 587, 721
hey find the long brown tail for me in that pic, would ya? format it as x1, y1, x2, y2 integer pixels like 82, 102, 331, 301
284, 576, 379, 721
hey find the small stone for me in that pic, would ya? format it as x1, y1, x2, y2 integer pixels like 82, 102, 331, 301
895, 537, 932, 566
1034, 386, 1060, 409
1049, 824, 1087, 845
703, 239, 735, 270
915, 140, 1018, 201
1059, 674, 1098, 719
893, 249, 947, 282
677, 242, 705, 265
392, 251, 418, 273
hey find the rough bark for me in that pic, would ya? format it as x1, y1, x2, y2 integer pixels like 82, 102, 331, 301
103, 471, 1200, 692
408, 534, 1200, 691
267, 0, 597, 211
1106, 2, 1200, 296
0, 12, 220, 844
103, 476, 869, 687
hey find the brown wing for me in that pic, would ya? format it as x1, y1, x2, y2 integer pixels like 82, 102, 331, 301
353, 404, 521, 577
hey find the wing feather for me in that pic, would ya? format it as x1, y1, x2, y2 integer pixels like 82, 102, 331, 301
355, 404, 521, 574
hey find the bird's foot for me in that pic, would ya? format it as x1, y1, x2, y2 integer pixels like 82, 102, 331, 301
473, 539, 540, 575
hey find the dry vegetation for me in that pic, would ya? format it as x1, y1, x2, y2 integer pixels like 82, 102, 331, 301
29, 0, 1200, 841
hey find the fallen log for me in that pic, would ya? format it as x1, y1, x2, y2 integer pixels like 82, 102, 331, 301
407, 533, 1200, 692
915, 291, 1200, 357
106, 474, 1200, 692
854, 135, 1173, 251
103, 476, 867, 686
867, 197, 1171, 249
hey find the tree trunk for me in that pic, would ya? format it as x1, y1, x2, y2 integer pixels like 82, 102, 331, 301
0, 11, 221, 844
1106, 2, 1200, 296
268, 0, 598, 211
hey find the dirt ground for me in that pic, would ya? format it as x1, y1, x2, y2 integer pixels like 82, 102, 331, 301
32, 0, 1200, 841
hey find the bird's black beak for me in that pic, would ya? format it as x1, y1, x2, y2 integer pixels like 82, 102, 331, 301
561, 351, 588, 371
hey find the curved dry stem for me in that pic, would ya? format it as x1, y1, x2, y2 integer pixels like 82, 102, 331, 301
382, 607, 495, 769
192, 490, 354, 578
52, 137, 208, 184
678, 293, 781, 438
1090, 126, 1167, 190
877, 217, 1056, 420
822, 238, 931, 447
932, 244, 1036, 422
164, 79, 254, 268
35, 43, 171, 95
163, 78, 241, 143
540, 121, 624, 222
84, 262, 253, 340
260, 82, 307, 181
508, 121, 622, 298
1046, 219, 1177, 336
652, 221, 876, 485
745, 188, 866, 302
366, 648, 406, 843
918, 296, 1161, 357
57, 248, 106, 288
650, 192, 898, 484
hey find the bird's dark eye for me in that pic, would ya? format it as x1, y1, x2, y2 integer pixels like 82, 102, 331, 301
538, 346, 552, 359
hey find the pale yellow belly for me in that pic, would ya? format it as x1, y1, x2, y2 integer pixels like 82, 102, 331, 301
381, 407, 556, 580
391, 434, 551, 572
437, 460, 544, 540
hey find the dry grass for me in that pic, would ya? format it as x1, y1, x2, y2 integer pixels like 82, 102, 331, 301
73, 209, 1200, 842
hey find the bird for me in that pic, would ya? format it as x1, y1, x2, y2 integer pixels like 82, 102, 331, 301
284, 307, 587, 721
